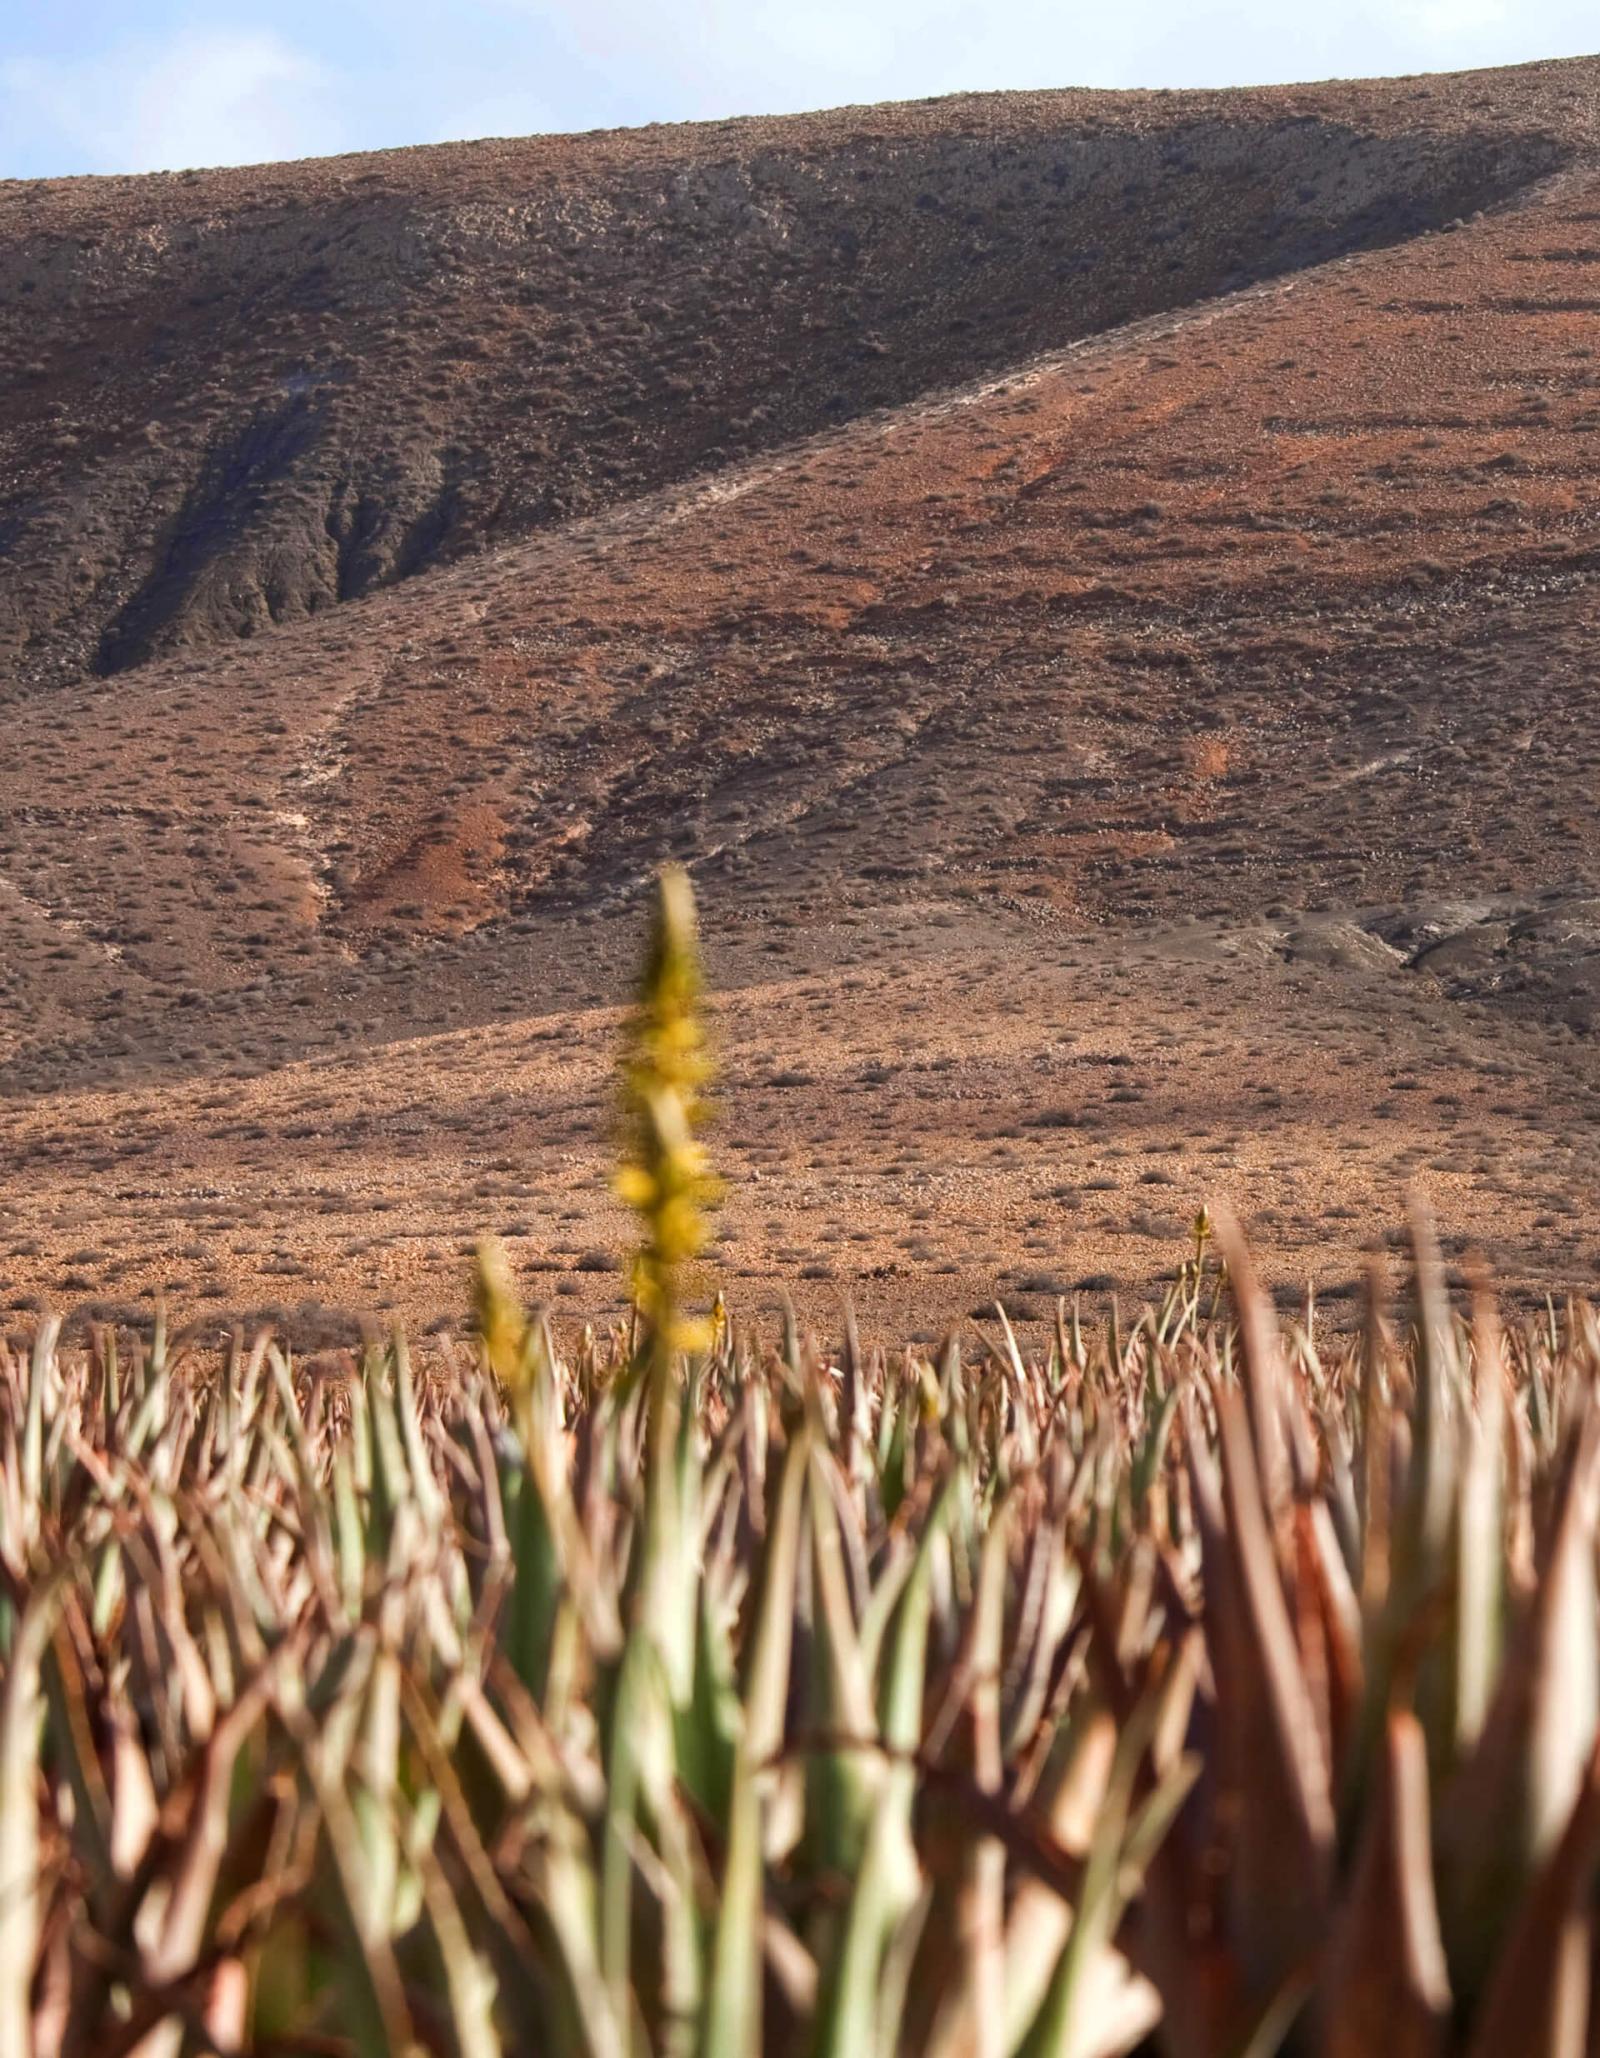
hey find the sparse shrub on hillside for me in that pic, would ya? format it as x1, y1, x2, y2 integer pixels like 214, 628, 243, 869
1, 874, 1599, 2053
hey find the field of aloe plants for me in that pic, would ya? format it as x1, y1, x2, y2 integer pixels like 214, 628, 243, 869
3, 870, 1600, 2055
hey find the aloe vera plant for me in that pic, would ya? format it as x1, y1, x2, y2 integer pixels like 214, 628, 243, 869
0, 869, 1596, 2056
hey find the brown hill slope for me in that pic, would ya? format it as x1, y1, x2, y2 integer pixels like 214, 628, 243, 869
0, 70, 1573, 683
3, 57, 1600, 1335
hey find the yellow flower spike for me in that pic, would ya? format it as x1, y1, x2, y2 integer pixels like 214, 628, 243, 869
617, 866, 719, 1357
474, 1236, 529, 1392
674, 1314, 714, 1353
612, 1165, 658, 1210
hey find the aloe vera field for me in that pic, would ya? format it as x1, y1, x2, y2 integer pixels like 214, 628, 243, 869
8, 41, 1600, 2058
2, 867, 1599, 2057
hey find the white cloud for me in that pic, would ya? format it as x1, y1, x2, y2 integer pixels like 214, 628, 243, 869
471, 0, 1582, 119
1401, 0, 1514, 29
1, 28, 350, 176
2, 2, 1593, 179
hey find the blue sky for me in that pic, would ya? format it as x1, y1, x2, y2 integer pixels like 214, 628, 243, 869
2, 2, 1593, 179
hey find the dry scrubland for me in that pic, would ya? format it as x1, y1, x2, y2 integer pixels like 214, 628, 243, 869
5, 51, 1600, 2051
3, 59, 1600, 1327
5, 873, 1600, 2057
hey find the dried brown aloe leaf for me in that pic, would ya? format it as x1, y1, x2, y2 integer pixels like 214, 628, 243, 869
1318, 1709, 1450, 2058
1439, 1398, 1600, 2011
1465, 1738, 1600, 2058
1213, 1384, 1335, 1991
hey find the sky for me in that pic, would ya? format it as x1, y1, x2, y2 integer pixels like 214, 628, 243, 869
1, 1, 1594, 180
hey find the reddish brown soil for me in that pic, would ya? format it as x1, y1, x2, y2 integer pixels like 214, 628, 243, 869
3, 57, 1600, 1341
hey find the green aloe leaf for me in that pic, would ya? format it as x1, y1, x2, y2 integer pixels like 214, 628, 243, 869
701, 1414, 810, 2058
0, 1573, 64, 2057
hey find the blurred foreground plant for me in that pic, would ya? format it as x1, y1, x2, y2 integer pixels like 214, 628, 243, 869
0, 873, 1597, 2055
615, 862, 719, 1356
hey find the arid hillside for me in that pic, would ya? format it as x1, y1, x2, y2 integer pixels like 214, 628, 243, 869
3, 56, 1600, 1336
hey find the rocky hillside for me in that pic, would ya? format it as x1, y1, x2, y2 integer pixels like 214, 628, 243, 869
3, 57, 1600, 1334
0, 76, 1572, 684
